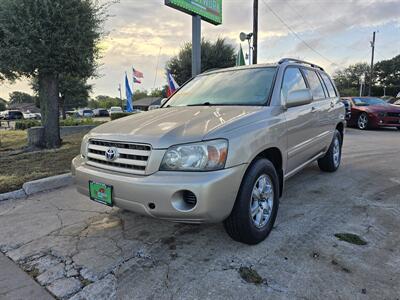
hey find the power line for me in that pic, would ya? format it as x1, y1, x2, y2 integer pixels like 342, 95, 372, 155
261, 0, 337, 66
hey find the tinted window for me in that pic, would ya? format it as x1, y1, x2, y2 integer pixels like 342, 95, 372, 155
320, 72, 337, 97
303, 69, 325, 100
167, 68, 277, 106
352, 97, 386, 106
281, 68, 307, 101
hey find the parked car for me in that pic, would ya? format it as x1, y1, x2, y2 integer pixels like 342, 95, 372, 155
73, 58, 345, 244
340, 98, 352, 121
341, 97, 400, 130
93, 108, 110, 117
394, 99, 400, 106
0, 110, 24, 120
109, 106, 123, 115
66, 110, 80, 118
78, 109, 94, 118
23, 111, 40, 120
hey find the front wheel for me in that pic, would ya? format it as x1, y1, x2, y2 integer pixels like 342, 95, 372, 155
357, 113, 369, 130
318, 129, 342, 172
224, 159, 279, 245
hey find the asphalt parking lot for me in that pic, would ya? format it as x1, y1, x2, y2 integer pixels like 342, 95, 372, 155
0, 128, 399, 300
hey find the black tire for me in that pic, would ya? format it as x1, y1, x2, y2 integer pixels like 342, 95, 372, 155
223, 159, 279, 245
318, 129, 342, 172
357, 113, 369, 130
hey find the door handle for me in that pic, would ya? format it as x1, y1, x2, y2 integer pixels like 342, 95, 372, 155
330, 101, 335, 108
311, 106, 318, 112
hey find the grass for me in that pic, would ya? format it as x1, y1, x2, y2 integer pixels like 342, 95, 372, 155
0, 132, 85, 193
0, 130, 27, 151
334, 233, 367, 245
238, 267, 264, 284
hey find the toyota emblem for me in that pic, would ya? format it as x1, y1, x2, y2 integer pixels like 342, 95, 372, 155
105, 147, 118, 161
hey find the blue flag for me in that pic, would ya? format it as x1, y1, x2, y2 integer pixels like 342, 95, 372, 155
125, 74, 133, 112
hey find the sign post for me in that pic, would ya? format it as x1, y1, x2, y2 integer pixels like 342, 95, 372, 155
165, 0, 222, 77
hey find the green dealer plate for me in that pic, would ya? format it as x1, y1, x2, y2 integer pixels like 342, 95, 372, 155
89, 181, 113, 206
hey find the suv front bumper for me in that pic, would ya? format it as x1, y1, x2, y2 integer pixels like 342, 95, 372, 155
72, 156, 247, 223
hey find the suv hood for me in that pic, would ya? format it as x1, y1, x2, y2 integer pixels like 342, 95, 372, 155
89, 106, 263, 148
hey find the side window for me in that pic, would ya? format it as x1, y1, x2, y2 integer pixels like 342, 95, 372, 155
303, 69, 325, 100
320, 72, 337, 97
281, 67, 307, 102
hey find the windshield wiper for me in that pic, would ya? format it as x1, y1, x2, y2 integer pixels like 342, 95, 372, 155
187, 102, 213, 106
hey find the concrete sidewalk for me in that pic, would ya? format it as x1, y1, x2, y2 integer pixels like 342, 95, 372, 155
0, 253, 53, 300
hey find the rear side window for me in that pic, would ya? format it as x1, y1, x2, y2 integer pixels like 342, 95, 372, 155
302, 69, 325, 100
320, 72, 337, 97
281, 67, 307, 101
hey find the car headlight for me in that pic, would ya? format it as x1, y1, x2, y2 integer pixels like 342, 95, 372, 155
160, 140, 228, 171
80, 134, 89, 158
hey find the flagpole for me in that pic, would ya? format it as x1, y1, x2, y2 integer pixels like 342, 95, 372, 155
153, 47, 162, 90
118, 84, 122, 108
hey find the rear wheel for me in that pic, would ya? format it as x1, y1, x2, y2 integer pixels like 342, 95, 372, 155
224, 159, 279, 245
357, 113, 369, 130
318, 129, 342, 172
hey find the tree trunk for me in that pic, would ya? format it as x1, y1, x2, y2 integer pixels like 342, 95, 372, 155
39, 72, 61, 148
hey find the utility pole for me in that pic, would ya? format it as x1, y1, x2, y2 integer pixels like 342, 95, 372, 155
252, 0, 258, 64
368, 31, 376, 96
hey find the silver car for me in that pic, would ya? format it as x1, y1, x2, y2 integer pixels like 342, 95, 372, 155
72, 58, 345, 244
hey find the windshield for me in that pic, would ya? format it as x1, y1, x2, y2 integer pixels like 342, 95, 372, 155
166, 67, 277, 107
353, 97, 386, 106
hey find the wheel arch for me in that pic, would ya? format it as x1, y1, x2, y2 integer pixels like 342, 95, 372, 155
250, 147, 284, 197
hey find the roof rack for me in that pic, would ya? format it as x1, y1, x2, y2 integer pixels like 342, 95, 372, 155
278, 58, 324, 71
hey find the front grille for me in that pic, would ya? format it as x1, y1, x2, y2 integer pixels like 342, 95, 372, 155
387, 112, 400, 118
86, 139, 151, 175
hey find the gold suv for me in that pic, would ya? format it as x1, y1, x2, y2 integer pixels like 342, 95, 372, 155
72, 58, 346, 244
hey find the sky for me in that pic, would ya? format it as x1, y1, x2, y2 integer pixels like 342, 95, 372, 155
1, 0, 399, 101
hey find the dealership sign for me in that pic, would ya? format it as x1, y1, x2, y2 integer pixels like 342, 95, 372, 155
165, 0, 222, 25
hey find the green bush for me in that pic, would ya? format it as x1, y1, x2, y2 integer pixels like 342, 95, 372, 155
14, 118, 106, 130
60, 118, 105, 126
110, 112, 136, 121
15, 120, 41, 130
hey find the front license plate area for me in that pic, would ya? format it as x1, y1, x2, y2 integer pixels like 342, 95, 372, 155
89, 181, 113, 206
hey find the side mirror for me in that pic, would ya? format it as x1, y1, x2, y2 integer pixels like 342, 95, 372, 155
160, 98, 168, 106
286, 89, 313, 108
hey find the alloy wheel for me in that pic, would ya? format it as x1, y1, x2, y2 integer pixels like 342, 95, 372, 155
250, 174, 274, 228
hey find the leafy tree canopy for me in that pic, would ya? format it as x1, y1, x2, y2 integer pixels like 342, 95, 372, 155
0, 97, 7, 111
166, 38, 236, 85
8, 91, 36, 105
0, 0, 104, 80
374, 54, 400, 87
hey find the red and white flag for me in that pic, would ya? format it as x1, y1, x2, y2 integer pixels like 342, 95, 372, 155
132, 67, 143, 78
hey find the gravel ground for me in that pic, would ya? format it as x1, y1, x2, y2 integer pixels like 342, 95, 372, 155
0, 128, 399, 300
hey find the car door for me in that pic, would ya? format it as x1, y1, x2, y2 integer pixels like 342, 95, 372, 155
282, 67, 319, 173
302, 68, 333, 152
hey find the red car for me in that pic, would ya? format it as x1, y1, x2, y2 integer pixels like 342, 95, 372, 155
342, 97, 400, 130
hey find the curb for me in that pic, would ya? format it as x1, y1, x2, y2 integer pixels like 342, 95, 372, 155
0, 173, 73, 202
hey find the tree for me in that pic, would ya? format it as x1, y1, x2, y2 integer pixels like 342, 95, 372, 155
8, 91, 36, 105
0, 0, 105, 148
88, 95, 122, 109
166, 38, 236, 85
333, 63, 370, 96
32, 75, 92, 118
0, 97, 7, 111
375, 55, 400, 87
